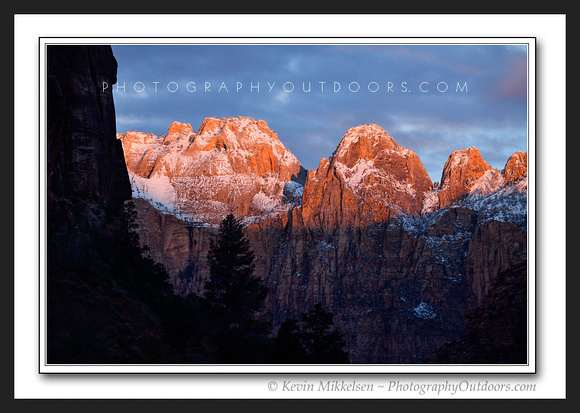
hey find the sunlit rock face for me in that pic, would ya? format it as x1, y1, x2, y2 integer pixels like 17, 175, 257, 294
118, 116, 305, 226
437, 147, 493, 208
301, 124, 433, 229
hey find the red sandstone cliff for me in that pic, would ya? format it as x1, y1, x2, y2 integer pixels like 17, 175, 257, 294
437, 147, 493, 208
301, 124, 433, 228
504, 151, 528, 184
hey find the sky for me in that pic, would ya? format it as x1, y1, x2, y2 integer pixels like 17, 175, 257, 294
111, 43, 529, 182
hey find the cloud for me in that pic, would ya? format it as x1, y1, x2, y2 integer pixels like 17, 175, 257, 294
490, 57, 528, 100
273, 90, 290, 104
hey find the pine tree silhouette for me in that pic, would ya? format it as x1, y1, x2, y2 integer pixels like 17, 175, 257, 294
273, 304, 349, 364
299, 304, 348, 363
204, 214, 268, 330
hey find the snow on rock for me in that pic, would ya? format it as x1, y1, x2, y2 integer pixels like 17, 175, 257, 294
469, 169, 505, 196
301, 124, 433, 228
118, 116, 305, 225
419, 148, 528, 228
437, 147, 493, 208
129, 171, 177, 214
462, 175, 528, 228
504, 151, 528, 184
119, 118, 527, 232
421, 188, 440, 215
283, 180, 305, 203
413, 301, 437, 321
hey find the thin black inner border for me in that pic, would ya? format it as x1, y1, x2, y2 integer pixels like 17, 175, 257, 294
38, 36, 537, 375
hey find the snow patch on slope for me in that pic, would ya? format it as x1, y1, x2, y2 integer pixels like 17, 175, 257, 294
129, 171, 177, 215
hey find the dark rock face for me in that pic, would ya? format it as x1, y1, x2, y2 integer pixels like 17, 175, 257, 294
132, 195, 527, 364
425, 261, 528, 364
47, 45, 131, 231
46, 46, 162, 364
463, 220, 528, 310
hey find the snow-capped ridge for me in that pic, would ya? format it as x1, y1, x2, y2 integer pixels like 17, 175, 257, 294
301, 123, 433, 227
418, 148, 527, 228
119, 116, 304, 226
332, 123, 400, 167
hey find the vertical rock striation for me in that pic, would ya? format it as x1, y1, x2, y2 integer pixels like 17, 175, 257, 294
47, 45, 131, 231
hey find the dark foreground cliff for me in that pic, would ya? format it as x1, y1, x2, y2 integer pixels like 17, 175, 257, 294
47, 45, 131, 231
46, 46, 173, 363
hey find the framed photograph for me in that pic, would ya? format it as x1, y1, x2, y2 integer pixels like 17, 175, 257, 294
39, 36, 535, 375
15, 14, 566, 400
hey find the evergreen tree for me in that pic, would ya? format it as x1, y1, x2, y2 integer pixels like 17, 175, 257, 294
112, 200, 173, 301
273, 304, 349, 364
272, 319, 307, 363
204, 214, 268, 330
299, 304, 348, 363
